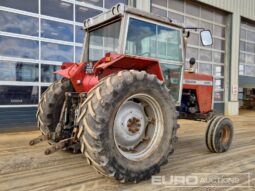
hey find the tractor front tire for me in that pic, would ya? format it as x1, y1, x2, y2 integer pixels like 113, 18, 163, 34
78, 70, 178, 183
37, 78, 73, 135
205, 116, 234, 153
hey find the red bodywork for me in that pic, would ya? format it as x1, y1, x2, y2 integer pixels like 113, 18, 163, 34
55, 53, 214, 113
183, 72, 213, 113
55, 53, 164, 93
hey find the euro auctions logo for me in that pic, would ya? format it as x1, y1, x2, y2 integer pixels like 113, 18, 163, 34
151, 173, 251, 188
152, 175, 198, 186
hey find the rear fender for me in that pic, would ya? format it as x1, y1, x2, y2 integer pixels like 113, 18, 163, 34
93, 54, 164, 81
55, 62, 84, 79
54, 62, 98, 93
55, 54, 164, 93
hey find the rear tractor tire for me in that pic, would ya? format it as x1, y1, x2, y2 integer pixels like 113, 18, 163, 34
77, 70, 178, 183
205, 115, 234, 153
37, 78, 73, 135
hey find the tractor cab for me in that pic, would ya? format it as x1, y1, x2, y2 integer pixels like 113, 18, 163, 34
80, 4, 212, 106
81, 4, 185, 102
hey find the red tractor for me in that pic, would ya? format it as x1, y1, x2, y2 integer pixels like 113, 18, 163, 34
30, 4, 233, 183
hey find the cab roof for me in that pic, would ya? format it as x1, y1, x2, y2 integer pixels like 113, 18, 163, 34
83, 3, 185, 31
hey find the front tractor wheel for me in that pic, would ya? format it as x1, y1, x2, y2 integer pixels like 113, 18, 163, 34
205, 116, 234, 153
78, 70, 178, 183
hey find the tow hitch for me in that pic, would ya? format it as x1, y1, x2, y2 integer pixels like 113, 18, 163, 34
29, 127, 80, 155
29, 92, 87, 155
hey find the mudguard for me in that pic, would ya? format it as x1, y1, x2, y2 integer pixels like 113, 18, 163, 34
54, 53, 164, 93
54, 62, 99, 93
93, 53, 164, 80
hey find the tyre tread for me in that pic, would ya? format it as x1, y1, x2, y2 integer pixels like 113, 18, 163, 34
78, 70, 178, 183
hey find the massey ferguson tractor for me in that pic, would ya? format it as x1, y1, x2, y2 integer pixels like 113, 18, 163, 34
30, 4, 234, 183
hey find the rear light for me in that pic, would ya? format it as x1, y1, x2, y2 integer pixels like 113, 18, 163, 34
105, 52, 112, 62
105, 56, 111, 62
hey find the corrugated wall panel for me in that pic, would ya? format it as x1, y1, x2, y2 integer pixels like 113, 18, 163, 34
198, 0, 255, 20
0, 108, 37, 129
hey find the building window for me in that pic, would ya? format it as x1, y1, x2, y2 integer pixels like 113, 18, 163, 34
168, 0, 184, 12
213, 52, 224, 63
0, 11, 39, 36
186, 47, 198, 60
168, 12, 184, 23
75, 47, 83, 62
199, 49, 212, 62
76, 26, 85, 43
199, 63, 212, 75
75, 5, 102, 23
215, 79, 224, 90
245, 65, 255, 76
41, 42, 73, 62
0, 0, 129, 109
41, 86, 48, 95
0, 0, 38, 13
239, 19, 255, 77
214, 65, 224, 77
0, 61, 38, 82
213, 38, 225, 50
0, 36, 39, 59
76, 0, 103, 7
0, 86, 38, 105
41, 19, 74, 42
152, 0, 167, 7
41, 64, 61, 83
152, 6, 167, 17
41, 0, 73, 20
105, 0, 128, 9
214, 91, 224, 102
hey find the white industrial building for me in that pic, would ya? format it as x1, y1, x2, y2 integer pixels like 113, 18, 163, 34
0, 0, 254, 129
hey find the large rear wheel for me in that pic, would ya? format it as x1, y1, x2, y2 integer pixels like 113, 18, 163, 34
37, 78, 73, 135
77, 70, 178, 183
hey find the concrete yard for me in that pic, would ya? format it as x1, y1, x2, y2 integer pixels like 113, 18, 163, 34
0, 110, 255, 191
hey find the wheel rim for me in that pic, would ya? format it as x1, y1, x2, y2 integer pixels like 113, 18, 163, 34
220, 125, 230, 145
113, 93, 164, 161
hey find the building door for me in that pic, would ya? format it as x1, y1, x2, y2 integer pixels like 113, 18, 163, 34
239, 18, 255, 111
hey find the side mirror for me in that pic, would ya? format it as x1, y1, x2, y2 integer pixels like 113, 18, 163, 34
200, 30, 212, 46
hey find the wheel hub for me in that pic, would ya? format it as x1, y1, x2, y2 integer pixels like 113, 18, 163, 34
127, 117, 141, 133
114, 101, 147, 150
220, 126, 230, 145
113, 93, 164, 161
